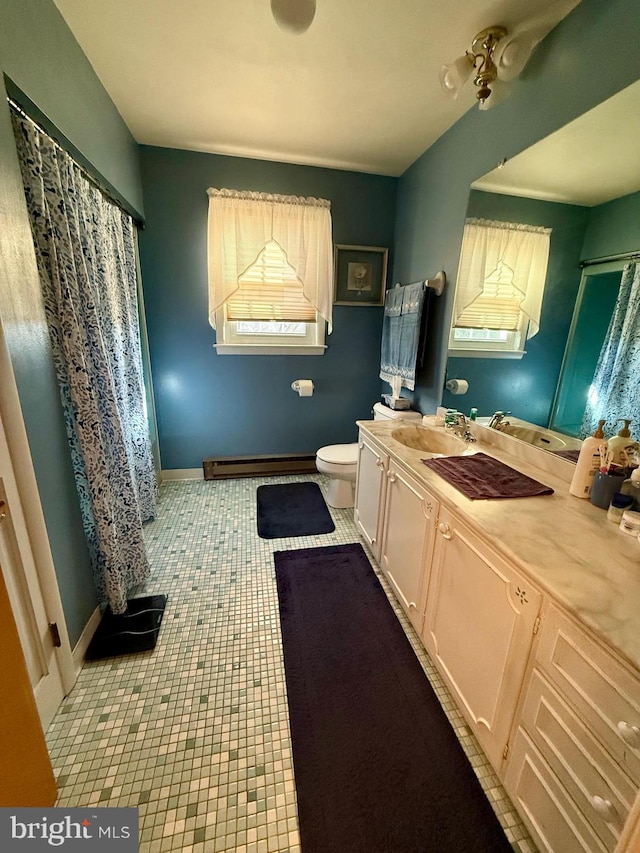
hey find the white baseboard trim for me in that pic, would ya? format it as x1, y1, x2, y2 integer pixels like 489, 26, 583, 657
72, 605, 102, 677
161, 468, 204, 481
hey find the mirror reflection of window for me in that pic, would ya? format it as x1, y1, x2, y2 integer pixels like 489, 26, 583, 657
449, 218, 551, 358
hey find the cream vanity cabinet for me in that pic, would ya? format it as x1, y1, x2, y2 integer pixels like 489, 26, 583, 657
354, 433, 389, 561
378, 460, 439, 634
504, 602, 640, 853
422, 505, 542, 770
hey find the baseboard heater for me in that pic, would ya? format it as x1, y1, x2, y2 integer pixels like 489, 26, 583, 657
203, 453, 317, 480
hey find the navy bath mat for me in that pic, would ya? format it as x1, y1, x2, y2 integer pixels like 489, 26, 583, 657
257, 481, 335, 538
274, 543, 513, 853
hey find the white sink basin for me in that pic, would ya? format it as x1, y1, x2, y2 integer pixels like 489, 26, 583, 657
391, 425, 473, 456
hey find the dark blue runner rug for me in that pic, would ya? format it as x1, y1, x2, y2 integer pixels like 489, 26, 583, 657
257, 481, 335, 538
274, 542, 513, 853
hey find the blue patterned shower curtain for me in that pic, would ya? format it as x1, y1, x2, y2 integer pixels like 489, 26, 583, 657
12, 110, 157, 615
580, 262, 640, 439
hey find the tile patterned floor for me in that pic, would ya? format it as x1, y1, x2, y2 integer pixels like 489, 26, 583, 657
46, 475, 537, 853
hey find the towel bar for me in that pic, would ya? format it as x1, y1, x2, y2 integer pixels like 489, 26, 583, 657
394, 270, 446, 297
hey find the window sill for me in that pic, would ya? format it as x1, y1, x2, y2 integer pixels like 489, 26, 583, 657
214, 344, 327, 356
448, 349, 526, 360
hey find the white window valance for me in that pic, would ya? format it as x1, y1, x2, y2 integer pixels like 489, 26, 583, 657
207, 188, 334, 332
454, 218, 551, 339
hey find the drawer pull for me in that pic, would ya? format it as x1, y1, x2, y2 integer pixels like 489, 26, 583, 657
409, 601, 416, 610
376, 459, 384, 469
359, 442, 364, 449
387, 472, 397, 483
438, 522, 453, 539
591, 796, 617, 821
617, 721, 640, 748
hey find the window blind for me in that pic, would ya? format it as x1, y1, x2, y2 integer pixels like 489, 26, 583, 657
454, 267, 522, 330
224, 241, 316, 322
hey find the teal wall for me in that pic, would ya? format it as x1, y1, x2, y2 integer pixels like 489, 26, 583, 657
394, 0, 640, 417
138, 147, 397, 469
582, 190, 640, 261
442, 191, 589, 425
0, 0, 143, 644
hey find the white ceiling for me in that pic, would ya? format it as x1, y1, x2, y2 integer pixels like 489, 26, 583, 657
53, 0, 580, 177
473, 79, 640, 206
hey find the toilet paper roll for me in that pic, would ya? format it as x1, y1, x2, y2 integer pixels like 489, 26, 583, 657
446, 378, 469, 395
291, 379, 314, 397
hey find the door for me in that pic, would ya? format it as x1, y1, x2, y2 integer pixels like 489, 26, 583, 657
550, 262, 624, 436
423, 506, 542, 769
0, 564, 57, 806
0, 411, 66, 730
379, 463, 438, 633
354, 435, 387, 560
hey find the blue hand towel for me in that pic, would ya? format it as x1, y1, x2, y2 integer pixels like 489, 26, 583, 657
380, 283, 425, 391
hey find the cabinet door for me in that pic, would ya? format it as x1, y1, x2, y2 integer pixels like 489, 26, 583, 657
354, 435, 387, 561
422, 506, 542, 770
379, 462, 438, 632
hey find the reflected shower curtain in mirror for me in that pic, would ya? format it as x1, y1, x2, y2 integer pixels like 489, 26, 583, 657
11, 109, 157, 615
580, 262, 640, 439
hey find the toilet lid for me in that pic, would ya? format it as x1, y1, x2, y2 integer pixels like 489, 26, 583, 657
317, 443, 359, 465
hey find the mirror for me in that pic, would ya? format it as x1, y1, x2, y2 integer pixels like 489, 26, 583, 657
444, 79, 640, 458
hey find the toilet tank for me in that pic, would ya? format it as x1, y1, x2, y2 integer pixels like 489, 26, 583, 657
373, 402, 422, 422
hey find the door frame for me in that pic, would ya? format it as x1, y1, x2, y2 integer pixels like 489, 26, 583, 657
0, 325, 75, 705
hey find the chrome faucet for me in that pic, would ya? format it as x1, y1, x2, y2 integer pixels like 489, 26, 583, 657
447, 412, 477, 443
488, 411, 511, 430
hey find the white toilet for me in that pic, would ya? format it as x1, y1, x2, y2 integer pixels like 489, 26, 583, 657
316, 402, 422, 508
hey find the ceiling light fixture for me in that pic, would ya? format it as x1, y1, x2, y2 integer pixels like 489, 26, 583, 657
271, 0, 316, 34
440, 24, 538, 109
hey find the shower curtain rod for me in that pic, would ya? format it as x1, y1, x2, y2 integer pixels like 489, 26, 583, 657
580, 250, 640, 268
8, 97, 144, 227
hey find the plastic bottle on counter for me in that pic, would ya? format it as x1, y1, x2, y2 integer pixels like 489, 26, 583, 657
569, 419, 607, 499
620, 467, 640, 510
607, 419, 639, 467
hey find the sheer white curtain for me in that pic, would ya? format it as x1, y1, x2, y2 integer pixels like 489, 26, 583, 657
454, 218, 551, 338
207, 189, 334, 332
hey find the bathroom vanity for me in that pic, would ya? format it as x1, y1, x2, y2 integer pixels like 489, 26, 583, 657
354, 418, 640, 853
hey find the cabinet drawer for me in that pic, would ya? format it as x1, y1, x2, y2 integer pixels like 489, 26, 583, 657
504, 727, 609, 853
536, 604, 640, 784
520, 668, 635, 850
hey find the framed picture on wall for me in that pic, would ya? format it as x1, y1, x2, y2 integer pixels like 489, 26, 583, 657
333, 245, 388, 306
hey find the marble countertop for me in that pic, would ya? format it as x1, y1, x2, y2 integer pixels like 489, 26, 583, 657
357, 418, 640, 673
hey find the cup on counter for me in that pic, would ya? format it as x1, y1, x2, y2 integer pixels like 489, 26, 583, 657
590, 470, 626, 510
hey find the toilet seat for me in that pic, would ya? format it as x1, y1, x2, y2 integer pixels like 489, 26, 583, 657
316, 443, 359, 466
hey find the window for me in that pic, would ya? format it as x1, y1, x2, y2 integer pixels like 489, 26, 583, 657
207, 189, 333, 354
449, 218, 551, 358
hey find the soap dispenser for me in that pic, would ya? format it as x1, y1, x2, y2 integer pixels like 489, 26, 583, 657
607, 419, 639, 467
569, 420, 607, 499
